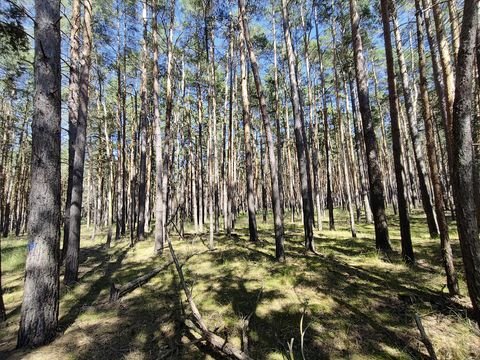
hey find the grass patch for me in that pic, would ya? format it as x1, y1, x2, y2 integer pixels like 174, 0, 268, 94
1, 210, 479, 359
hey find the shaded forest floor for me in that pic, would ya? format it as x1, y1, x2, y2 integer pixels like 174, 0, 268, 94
1, 210, 479, 359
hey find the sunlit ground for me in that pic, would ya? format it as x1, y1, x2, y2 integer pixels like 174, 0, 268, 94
1, 209, 479, 359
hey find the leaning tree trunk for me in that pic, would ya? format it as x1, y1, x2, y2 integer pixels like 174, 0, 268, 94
65, 0, 92, 285
391, 4, 438, 238
281, 0, 315, 251
349, 0, 391, 252
415, 0, 459, 295
380, 0, 414, 264
17, 0, 61, 346
452, 0, 480, 324
239, 0, 285, 261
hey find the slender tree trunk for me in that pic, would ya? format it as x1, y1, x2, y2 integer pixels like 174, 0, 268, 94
137, 1, 148, 241
153, 0, 164, 254
349, 0, 390, 252
101, 85, 114, 248
452, 0, 480, 324
380, 0, 414, 264
17, 0, 61, 346
239, 0, 284, 259
331, 18, 355, 237
63, 0, 81, 260
415, 0, 459, 295
0, 234, 5, 322
447, 0, 460, 59
65, 0, 93, 284
391, 4, 438, 238
226, 21, 235, 235
239, 24, 258, 243
317, 43, 334, 231
272, 7, 285, 215
430, 0, 456, 165
281, 0, 315, 251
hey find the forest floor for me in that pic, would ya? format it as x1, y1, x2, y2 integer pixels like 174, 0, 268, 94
1, 210, 479, 359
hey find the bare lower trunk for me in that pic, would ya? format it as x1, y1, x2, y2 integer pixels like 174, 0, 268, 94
65, 0, 92, 284
452, 0, 480, 323
17, 0, 61, 346
380, 0, 414, 264
350, 0, 390, 252
239, 0, 284, 260
239, 26, 258, 243
282, 0, 315, 251
415, 0, 459, 295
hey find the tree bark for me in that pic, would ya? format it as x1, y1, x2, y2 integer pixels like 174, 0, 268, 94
281, 0, 315, 251
452, 0, 480, 324
430, 0, 456, 165
17, 0, 61, 346
349, 0, 391, 252
415, 0, 459, 295
136, 1, 148, 242
239, 0, 285, 260
380, 0, 414, 264
239, 24, 258, 243
65, 0, 93, 284
153, 0, 164, 254
63, 0, 81, 260
391, 4, 438, 238
331, 17, 356, 238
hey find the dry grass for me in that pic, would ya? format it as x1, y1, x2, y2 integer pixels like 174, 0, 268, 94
1, 210, 479, 359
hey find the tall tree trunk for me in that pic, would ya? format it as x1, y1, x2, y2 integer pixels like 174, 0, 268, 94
63, 0, 81, 260
331, 17, 356, 237
0, 234, 5, 322
164, 0, 175, 245
429, 0, 456, 165
349, 0, 391, 252
239, 24, 258, 243
272, 7, 285, 215
391, 3, 438, 238
17, 0, 61, 346
415, 0, 459, 295
380, 0, 414, 264
137, 1, 148, 241
65, 0, 93, 284
226, 20, 235, 235
100, 83, 114, 248
153, 0, 164, 254
239, 0, 285, 260
316, 31, 335, 231
452, 0, 480, 324
281, 0, 315, 251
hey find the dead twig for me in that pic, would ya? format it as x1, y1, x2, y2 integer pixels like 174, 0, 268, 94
167, 239, 252, 360
414, 313, 438, 360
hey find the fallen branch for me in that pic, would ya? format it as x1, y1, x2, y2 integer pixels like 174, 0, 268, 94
109, 249, 209, 302
109, 260, 174, 302
414, 313, 437, 360
167, 239, 253, 360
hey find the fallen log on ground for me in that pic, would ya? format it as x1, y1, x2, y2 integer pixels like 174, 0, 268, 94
109, 249, 209, 302
167, 239, 253, 360
109, 260, 174, 302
